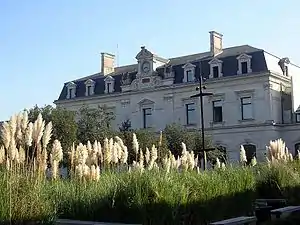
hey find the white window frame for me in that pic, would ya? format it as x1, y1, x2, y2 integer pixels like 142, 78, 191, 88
104, 75, 115, 94
208, 58, 223, 79
240, 96, 253, 120
186, 102, 197, 125
84, 79, 96, 96
182, 63, 196, 83
237, 53, 252, 75
235, 89, 255, 121
66, 82, 76, 99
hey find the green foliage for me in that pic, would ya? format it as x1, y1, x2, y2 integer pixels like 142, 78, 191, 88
77, 105, 115, 143
26, 105, 77, 153
163, 123, 225, 163
3, 162, 300, 224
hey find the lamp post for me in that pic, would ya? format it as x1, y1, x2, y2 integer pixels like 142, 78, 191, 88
190, 62, 215, 170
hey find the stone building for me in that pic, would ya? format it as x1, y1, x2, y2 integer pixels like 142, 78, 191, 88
54, 31, 300, 163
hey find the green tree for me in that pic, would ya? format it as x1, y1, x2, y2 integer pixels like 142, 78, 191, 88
26, 105, 78, 153
118, 120, 168, 163
77, 105, 115, 143
163, 123, 223, 164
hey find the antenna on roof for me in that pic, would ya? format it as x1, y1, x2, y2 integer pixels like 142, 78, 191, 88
116, 43, 119, 67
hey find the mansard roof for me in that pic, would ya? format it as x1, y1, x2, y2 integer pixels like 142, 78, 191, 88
55, 44, 271, 102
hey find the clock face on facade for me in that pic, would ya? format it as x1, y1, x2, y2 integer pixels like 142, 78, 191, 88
142, 61, 150, 73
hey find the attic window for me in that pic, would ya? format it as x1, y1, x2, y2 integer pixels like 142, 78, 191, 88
104, 75, 115, 94
84, 79, 95, 96
237, 54, 252, 75
278, 58, 290, 76
208, 58, 223, 79
66, 82, 76, 99
182, 63, 196, 83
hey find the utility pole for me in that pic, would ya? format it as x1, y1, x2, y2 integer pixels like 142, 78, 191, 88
190, 62, 215, 170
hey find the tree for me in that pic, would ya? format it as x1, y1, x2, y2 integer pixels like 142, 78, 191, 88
77, 105, 115, 143
26, 105, 78, 154
118, 120, 168, 163
163, 123, 223, 163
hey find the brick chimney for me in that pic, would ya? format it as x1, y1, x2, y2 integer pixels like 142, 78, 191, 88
101, 52, 115, 75
209, 31, 223, 56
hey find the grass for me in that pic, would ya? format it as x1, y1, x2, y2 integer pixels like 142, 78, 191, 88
1, 162, 300, 224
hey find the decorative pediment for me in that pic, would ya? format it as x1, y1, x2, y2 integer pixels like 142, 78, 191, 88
136, 46, 153, 60
84, 79, 95, 85
66, 81, 76, 88
182, 63, 196, 69
104, 75, 115, 82
137, 98, 155, 106
236, 53, 252, 60
208, 58, 223, 65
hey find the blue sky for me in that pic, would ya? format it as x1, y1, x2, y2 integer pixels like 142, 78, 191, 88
1, 0, 299, 121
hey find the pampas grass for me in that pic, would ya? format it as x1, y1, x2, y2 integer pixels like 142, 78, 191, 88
0, 110, 299, 224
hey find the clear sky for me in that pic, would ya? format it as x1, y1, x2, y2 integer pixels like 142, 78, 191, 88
1, 0, 299, 121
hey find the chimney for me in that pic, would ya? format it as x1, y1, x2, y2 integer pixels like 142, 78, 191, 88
101, 52, 115, 75
209, 31, 223, 56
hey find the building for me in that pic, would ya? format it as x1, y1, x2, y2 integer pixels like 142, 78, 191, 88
54, 31, 300, 163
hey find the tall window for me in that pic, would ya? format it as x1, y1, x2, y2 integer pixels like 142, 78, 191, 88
107, 83, 111, 93
212, 66, 219, 78
68, 88, 74, 99
87, 86, 92, 96
241, 97, 253, 120
143, 108, 152, 128
243, 144, 256, 165
186, 70, 193, 82
241, 62, 248, 74
186, 103, 196, 125
296, 113, 300, 123
213, 100, 223, 122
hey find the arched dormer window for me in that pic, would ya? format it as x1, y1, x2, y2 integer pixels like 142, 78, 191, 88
104, 75, 115, 94
66, 82, 76, 99
84, 79, 96, 96
209, 58, 223, 79
237, 53, 252, 75
182, 63, 196, 83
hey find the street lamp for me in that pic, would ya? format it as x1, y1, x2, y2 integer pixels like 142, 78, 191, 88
190, 63, 215, 170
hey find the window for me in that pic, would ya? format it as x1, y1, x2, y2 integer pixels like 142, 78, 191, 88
182, 63, 196, 83
104, 75, 115, 94
143, 108, 152, 128
107, 83, 111, 93
186, 70, 193, 82
243, 144, 256, 165
186, 103, 196, 125
237, 53, 252, 75
284, 66, 289, 76
296, 113, 300, 123
68, 89, 73, 99
213, 66, 219, 78
241, 62, 248, 74
66, 81, 77, 99
208, 58, 223, 79
241, 97, 253, 120
84, 79, 95, 96
87, 86, 92, 96
213, 100, 223, 122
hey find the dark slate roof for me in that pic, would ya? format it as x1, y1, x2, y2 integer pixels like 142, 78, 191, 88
56, 45, 268, 101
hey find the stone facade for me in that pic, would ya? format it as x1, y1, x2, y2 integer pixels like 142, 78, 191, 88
54, 31, 300, 164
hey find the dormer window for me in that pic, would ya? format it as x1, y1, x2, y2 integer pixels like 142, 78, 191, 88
237, 53, 252, 75
182, 63, 196, 83
208, 58, 223, 79
186, 70, 193, 82
66, 82, 76, 99
84, 79, 95, 96
104, 75, 115, 94
278, 57, 290, 76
